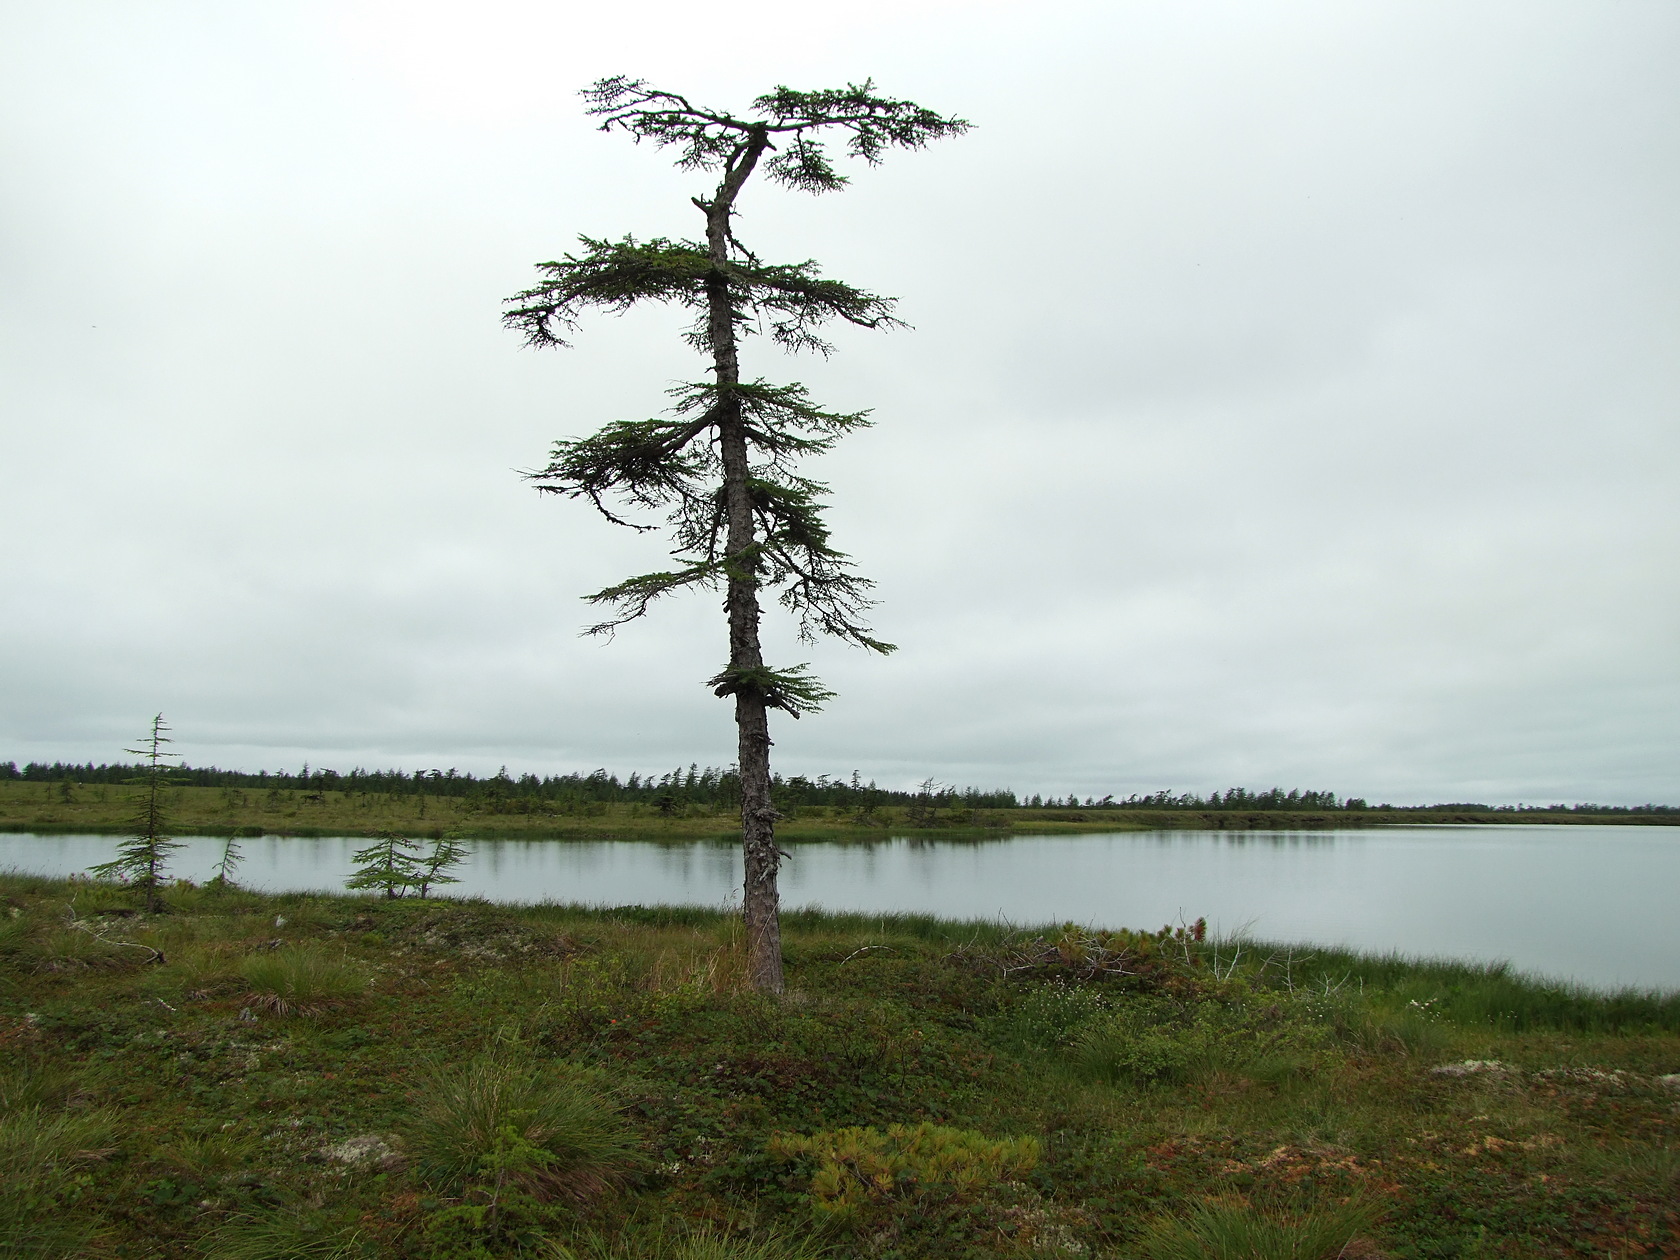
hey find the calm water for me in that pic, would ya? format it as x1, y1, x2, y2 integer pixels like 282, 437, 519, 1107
3, 826, 1675, 992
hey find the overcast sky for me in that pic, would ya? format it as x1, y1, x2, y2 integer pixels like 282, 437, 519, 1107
2, 0, 1676, 804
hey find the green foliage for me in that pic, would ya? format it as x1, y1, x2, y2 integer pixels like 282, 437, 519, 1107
3, 873, 1678, 1260
410, 1044, 641, 1202
1134, 1196, 1380, 1260
238, 945, 367, 1015
546, 1222, 823, 1260
210, 834, 246, 889
415, 834, 472, 897
197, 1209, 368, 1260
0, 1104, 116, 1259
345, 831, 422, 898
88, 713, 183, 911
1072, 997, 1326, 1086
1238, 942, 1680, 1032
707, 663, 836, 717
990, 979, 1113, 1050
581, 76, 971, 193
767, 1122, 1039, 1222
508, 78, 965, 727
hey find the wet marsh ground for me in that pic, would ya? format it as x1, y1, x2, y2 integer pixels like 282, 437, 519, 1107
3, 873, 1678, 1258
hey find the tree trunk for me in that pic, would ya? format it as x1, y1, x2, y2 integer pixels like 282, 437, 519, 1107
704, 132, 784, 994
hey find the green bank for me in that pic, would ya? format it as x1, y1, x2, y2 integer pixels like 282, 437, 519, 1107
2, 873, 1677, 1259
0, 781, 1669, 842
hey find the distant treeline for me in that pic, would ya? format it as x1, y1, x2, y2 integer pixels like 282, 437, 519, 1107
0, 760, 1010, 811
1, 760, 1673, 815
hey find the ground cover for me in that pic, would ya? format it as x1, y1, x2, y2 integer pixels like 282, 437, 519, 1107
2, 875, 1677, 1258
0, 782, 1660, 841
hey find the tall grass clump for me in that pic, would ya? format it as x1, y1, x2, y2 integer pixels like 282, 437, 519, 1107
196, 1208, 367, 1260
546, 1222, 823, 1260
238, 945, 367, 1015
410, 1045, 641, 1202
1135, 1197, 1379, 1260
0, 1105, 117, 1259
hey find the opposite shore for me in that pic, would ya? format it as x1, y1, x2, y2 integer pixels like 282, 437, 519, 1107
1, 780, 1674, 842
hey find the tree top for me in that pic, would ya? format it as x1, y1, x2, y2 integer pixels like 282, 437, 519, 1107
581, 76, 972, 193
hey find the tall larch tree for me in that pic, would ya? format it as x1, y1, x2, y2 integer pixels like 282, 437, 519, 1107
505, 78, 968, 992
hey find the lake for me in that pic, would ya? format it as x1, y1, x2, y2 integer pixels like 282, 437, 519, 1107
3, 825, 1675, 992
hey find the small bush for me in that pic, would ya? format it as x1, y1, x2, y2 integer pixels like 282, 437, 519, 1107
767, 1122, 1039, 1221
239, 946, 367, 1015
1073, 999, 1326, 1086
1135, 1196, 1380, 1260
1074, 1021, 1195, 1084
995, 979, 1113, 1049
410, 1046, 641, 1202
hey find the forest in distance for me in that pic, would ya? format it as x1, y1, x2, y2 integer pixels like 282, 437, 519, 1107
2, 758, 1673, 818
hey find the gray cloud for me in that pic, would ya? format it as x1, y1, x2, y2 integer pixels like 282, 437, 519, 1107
1, 0, 1675, 803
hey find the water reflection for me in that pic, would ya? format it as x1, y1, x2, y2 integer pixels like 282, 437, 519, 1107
1, 826, 1674, 991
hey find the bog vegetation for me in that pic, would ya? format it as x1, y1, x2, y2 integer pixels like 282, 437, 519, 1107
2, 767, 1671, 845
1, 871, 1676, 1258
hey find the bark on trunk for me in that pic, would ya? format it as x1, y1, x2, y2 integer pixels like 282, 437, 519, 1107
704, 130, 784, 994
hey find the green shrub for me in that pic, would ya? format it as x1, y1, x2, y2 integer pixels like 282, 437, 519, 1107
995, 978, 1113, 1049
238, 945, 367, 1015
767, 1122, 1039, 1222
1074, 1021, 1193, 1083
410, 1047, 641, 1202
1073, 999, 1325, 1086
1135, 1196, 1380, 1260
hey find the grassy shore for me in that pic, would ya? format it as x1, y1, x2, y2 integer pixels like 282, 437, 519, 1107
2, 873, 1677, 1259
0, 782, 1666, 842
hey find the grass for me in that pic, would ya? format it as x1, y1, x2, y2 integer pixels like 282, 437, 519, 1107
0, 872, 1676, 1258
411, 1043, 642, 1200
238, 944, 368, 1015
196, 1209, 368, 1260
1133, 1197, 1382, 1260
0, 1101, 117, 1259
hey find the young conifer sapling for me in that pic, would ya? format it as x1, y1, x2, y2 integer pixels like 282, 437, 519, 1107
346, 831, 422, 899
90, 713, 183, 913
507, 77, 968, 992
414, 834, 470, 899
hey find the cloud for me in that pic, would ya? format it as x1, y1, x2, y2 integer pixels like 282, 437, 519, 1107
1, 0, 1675, 803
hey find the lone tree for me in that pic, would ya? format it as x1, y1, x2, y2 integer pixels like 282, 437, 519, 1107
91, 713, 183, 913
506, 78, 968, 992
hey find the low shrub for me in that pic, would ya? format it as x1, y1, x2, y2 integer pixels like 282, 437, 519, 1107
1072, 998, 1325, 1086
767, 1121, 1039, 1222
